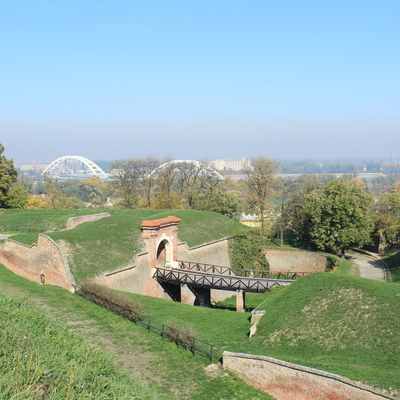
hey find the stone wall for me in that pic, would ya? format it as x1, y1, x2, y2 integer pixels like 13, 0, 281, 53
265, 249, 327, 273
0, 234, 76, 292
223, 351, 396, 400
65, 212, 111, 230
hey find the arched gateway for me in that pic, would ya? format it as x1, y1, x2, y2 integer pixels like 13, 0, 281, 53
141, 216, 180, 268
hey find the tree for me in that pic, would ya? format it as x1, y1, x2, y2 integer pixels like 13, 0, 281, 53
275, 177, 298, 246
111, 159, 142, 208
307, 180, 374, 257
0, 143, 18, 208
4, 183, 29, 208
244, 157, 278, 236
197, 190, 242, 220
79, 176, 110, 205
373, 192, 400, 251
284, 175, 323, 243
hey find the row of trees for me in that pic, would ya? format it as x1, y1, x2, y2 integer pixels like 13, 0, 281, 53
2, 141, 400, 257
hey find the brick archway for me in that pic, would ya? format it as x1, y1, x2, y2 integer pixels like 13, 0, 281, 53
141, 216, 181, 269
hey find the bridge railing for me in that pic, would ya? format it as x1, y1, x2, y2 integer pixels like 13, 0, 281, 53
177, 260, 309, 280
178, 260, 233, 275
154, 267, 292, 293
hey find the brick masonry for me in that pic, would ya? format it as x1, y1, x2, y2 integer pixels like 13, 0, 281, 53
0, 234, 76, 292
223, 352, 397, 400
265, 249, 327, 273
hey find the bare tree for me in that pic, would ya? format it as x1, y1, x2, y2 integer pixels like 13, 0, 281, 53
244, 156, 278, 235
111, 159, 143, 208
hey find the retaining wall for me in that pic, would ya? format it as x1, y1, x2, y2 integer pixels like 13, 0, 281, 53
0, 234, 76, 292
265, 249, 327, 273
223, 351, 397, 400
65, 212, 111, 230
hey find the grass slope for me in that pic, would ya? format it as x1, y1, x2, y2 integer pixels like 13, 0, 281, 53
382, 245, 400, 282
0, 265, 273, 400
4, 209, 247, 281
247, 272, 400, 394
0, 291, 159, 400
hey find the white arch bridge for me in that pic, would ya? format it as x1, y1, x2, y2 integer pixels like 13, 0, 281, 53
42, 156, 109, 180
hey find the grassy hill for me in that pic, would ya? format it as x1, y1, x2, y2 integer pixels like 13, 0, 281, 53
246, 272, 400, 394
0, 264, 273, 400
0, 289, 160, 400
2, 208, 247, 281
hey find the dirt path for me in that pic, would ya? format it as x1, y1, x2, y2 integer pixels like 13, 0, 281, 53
347, 251, 387, 281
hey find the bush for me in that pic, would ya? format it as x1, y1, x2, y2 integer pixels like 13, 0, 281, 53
79, 281, 144, 318
165, 319, 197, 351
229, 229, 269, 272
326, 254, 340, 272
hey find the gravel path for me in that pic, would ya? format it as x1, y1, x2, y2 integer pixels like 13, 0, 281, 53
348, 251, 386, 281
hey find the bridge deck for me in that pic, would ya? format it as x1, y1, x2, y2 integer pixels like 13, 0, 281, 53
153, 267, 294, 293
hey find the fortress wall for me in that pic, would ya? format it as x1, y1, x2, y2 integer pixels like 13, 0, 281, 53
98, 238, 234, 303
177, 239, 231, 267
265, 250, 327, 273
223, 352, 395, 400
0, 235, 76, 292
65, 212, 111, 230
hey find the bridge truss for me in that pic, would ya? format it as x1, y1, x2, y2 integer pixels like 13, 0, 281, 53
42, 156, 108, 180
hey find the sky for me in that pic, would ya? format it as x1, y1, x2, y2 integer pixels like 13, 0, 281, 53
1, 0, 399, 164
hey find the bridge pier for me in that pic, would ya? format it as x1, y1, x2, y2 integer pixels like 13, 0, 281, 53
236, 290, 245, 312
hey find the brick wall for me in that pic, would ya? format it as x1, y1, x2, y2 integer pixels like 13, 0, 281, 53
265, 250, 327, 273
0, 234, 76, 292
223, 351, 396, 400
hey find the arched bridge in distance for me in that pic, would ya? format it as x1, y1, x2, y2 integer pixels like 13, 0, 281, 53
42, 155, 109, 180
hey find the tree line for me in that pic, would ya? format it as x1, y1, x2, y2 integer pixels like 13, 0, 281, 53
2, 143, 400, 257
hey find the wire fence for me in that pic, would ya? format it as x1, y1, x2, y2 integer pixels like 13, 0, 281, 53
74, 285, 222, 363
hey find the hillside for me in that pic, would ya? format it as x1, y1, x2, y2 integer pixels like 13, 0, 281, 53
0, 289, 160, 399
247, 272, 400, 394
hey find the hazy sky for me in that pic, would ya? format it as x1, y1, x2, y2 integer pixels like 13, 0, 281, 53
1, 0, 399, 163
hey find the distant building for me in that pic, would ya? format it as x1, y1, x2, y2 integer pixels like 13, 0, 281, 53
208, 157, 251, 172
240, 214, 260, 227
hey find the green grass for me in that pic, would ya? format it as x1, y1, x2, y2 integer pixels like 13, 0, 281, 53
0, 208, 105, 232
382, 245, 400, 282
0, 291, 160, 399
247, 272, 400, 394
0, 265, 274, 400
5, 209, 247, 281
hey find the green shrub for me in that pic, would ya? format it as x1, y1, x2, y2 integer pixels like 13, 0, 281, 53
325, 254, 340, 272
228, 229, 269, 272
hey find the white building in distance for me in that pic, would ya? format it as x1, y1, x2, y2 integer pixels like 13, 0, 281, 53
208, 157, 251, 172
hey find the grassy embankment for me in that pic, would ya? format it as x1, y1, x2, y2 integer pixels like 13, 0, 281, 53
381, 245, 400, 282
0, 288, 160, 400
0, 264, 273, 400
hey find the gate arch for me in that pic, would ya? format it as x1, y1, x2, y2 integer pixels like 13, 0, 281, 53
141, 216, 181, 270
